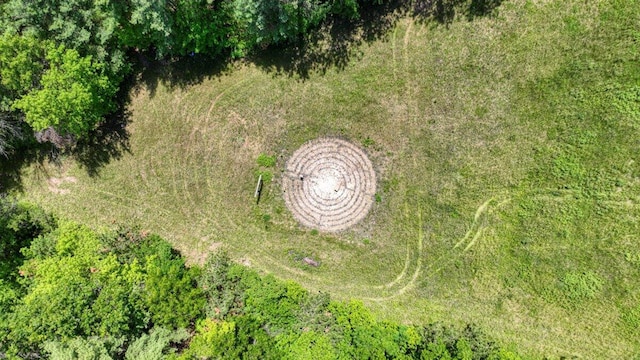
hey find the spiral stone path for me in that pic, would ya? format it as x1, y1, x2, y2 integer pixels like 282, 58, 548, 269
282, 138, 377, 232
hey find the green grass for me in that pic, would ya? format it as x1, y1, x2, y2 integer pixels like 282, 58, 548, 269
16, 0, 640, 357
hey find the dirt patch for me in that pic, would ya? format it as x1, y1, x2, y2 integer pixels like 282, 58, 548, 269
47, 176, 78, 195
185, 241, 223, 266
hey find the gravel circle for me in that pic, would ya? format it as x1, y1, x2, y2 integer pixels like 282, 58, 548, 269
282, 138, 376, 232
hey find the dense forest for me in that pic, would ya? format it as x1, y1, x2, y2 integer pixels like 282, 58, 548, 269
0, 197, 520, 358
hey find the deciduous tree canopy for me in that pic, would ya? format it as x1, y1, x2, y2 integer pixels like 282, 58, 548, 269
0, 200, 522, 359
13, 44, 118, 137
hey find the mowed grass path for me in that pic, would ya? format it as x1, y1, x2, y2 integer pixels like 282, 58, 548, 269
20, 0, 640, 357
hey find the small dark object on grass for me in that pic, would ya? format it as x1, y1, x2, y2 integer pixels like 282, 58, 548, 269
303, 257, 319, 267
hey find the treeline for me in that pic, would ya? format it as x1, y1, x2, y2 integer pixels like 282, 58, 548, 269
0, 197, 521, 359
0, 0, 384, 154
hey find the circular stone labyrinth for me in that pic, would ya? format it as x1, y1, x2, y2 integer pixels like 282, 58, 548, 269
282, 138, 377, 232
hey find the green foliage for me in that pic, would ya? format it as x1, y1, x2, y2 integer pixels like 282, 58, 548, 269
125, 327, 189, 360
233, 0, 330, 47
257, 153, 277, 167
0, 114, 23, 157
329, 0, 360, 19
13, 44, 118, 137
0, 0, 387, 151
561, 271, 603, 302
488, 348, 522, 360
243, 275, 308, 333
90, 255, 148, 337
293, 292, 335, 334
173, 0, 239, 56
143, 254, 205, 329
179, 318, 236, 358
276, 331, 337, 360
255, 154, 275, 185
44, 336, 124, 360
0, 279, 19, 345
6, 222, 102, 350
0, 196, 55, 281
1, 218, 205, 357
329, 300, 406, 358
99, 224, 177, 266
421, 339, 453, 360
179, 316, 281, 359
0, 212, 521, 358
119, 0, 173, 57
256, 170, 273, 183
199, 251, 249, 318
0, 34, 46, 111
0, 0, 127, 74
417, 323, 500, 359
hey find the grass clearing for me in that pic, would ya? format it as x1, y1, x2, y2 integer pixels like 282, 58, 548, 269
15, 0, 640, 357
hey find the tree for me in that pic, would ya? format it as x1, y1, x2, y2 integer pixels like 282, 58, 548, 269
5, 222, 105, 354
242, 274, 308, 333
124, 327, 189, 360
1, 220, 202, 357
119, 0, 174, 56
0, 197, 55, 282
233, 0, 330, 47
327, 300, 420, 358
0, 34, 47, 111
199, 251, 249, 319
179, 316, 282, 359
13, 44, 118, 137
173, 0, 240, 56
276, 331, 337, 360
0, 114, 23, 157
143, 253, 205, 329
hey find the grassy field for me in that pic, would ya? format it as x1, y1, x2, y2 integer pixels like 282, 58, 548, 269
15, 0, 640, 357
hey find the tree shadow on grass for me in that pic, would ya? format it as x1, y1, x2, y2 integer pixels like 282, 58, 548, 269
72, 108, 131, 178
0, 77, 133, 193
135, 50, 235, 99
412, 0, 503, 24
251, 1, 405, 79
70, 71, 135, 178
134, 0, 502, 88
0, 140, 59, 194
250, 0, 502, 79
0, 109, 130, 192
